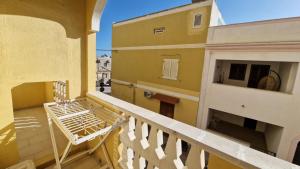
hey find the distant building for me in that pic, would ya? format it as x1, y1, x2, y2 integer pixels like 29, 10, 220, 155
96, 57, 112, 93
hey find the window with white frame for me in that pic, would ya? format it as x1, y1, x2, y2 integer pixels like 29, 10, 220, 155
162, 59, 179, 80
193, 14, 202, 28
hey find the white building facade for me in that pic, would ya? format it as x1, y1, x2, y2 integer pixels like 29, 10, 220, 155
198, 17, 300, 164
96, 57, 112, 93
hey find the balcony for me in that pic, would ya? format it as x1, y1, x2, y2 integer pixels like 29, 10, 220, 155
205, 83, 294, 126
84, 92, 298, 169
6, 90, 299, 169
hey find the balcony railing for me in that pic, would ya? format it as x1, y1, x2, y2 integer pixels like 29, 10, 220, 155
87, 92, 299, 169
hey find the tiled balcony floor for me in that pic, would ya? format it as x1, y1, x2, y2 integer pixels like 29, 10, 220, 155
14, 107, 67, 166
46, 155, 101, 169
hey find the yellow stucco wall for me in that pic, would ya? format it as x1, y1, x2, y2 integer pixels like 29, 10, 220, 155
11, 82, 47, 110
0, 0, 98, 167
111, 4, 212, 128
135, 81, 199, 126
111, 83, 135, 103
208, 154, 242, 169
112, 6, 211, 47
135, 88, 161, 113
112, 48, 205, 92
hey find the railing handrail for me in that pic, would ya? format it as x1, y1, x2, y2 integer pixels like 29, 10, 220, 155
87, 91, 300, 169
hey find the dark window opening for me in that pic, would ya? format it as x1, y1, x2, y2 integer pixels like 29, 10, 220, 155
194, 14, 202, 27
244, 118, 257, 130
293, 142, 300, 166
247, 64, 270, 88
159, 101, 175, 119
229, 64, 247, 80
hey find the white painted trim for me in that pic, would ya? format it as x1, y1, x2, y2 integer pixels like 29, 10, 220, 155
196, 50, 211, 128
91, 0, 107, 32
111, 79, 199, 102
113, 43, 205, 51
111, 79, 135, 86
113, 0, 213, 27
136, 84, 199, 102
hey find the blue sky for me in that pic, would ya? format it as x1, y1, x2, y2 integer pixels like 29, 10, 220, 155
96, 0, 300, 56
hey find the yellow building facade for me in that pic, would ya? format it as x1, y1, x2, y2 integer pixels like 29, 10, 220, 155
0, 0, 105, 168
111, 0, 223, 126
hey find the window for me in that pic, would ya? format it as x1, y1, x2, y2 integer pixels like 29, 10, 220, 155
193, 14, 202, 28
162, 59, 179, 80
229, 64, 247, 80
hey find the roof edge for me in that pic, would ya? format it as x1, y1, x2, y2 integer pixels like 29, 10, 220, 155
113, 0, 213, 27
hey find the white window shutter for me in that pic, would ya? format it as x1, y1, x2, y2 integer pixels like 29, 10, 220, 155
162, 59, 171, 79
162, 59, 179, 80
170, 59, 179, 80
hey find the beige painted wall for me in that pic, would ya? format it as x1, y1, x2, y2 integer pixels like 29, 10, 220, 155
200, 18, 300, 161
265, 124, 283, 154
207, 17, 300, 44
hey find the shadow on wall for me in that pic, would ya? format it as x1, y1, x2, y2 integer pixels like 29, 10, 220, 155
0, 123, 19, 168
11, 82, 54, 110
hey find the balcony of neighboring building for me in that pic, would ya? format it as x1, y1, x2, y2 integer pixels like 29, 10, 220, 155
206, 109, 284, 156
213, 60, 298, 94
202, 59, 299, 128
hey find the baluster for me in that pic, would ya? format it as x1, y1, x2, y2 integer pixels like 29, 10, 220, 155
128, 117, 136, 141
120, 117, 133, 148
134, 120, 143, 150
155, 130, 166, 160
140, 122, 150, 150
160, 133, 177, 169
118, 143, 128, 167
185, 143, 203, 169
146, 125, 160, 167
133, 150, 140, 169
127, 148, 134, 169
146, 162, 155, 169
119, 119, 132, 168
173, 139, 185, 169
139, 156, 146, 169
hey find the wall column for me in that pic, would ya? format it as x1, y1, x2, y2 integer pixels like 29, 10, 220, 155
0, 85, 20, 168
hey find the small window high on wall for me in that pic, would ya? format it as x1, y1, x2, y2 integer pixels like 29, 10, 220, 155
193, 14, 202, 28
162, 59, 179, 80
